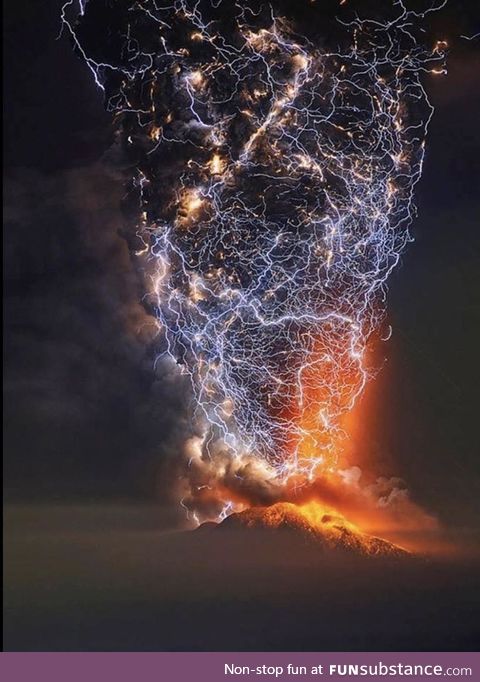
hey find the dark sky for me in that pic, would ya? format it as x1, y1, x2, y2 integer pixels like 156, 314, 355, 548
3, 0, 480, 530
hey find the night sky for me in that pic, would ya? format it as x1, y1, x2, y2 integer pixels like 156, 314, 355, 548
4, 0, 480, 532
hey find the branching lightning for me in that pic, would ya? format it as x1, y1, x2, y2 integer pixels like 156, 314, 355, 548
63, 0, 447, 491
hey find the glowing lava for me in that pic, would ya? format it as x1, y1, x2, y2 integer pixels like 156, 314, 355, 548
212, 501, 409, 558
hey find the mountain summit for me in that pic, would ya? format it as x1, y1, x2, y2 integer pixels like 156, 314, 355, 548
202, 501, 408, 558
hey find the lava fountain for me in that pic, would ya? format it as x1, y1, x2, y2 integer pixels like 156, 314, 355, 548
62, 0, 446, 544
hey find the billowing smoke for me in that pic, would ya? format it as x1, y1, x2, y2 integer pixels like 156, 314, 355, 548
176, 435, 438, 548
63, 1, 446, 520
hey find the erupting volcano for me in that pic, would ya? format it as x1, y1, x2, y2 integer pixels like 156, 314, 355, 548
201, 501, 409, 558
63, 0, 447, 537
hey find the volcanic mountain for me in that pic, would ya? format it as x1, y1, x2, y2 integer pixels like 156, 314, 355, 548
199, 501, 408, 558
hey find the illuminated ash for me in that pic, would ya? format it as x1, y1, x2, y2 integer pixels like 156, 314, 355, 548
63, 1, 447, 481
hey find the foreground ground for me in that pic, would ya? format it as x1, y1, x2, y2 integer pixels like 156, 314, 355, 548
4, 503, 480, 651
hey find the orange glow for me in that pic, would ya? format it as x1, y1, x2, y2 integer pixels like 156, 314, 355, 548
292, 54, 309, 71
188, 70, 204, 88
181, 336, 443, 555
176, 188, 206, 227
149, 125, 161, 141
282, 337, 375, 476
209, 154, 225, 175
294, 500, 408, 556
296, 499, 347, 527
186, 193, 203, 212
220, 501, 410, 557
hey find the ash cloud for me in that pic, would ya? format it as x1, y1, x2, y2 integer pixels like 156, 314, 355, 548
4, 162, 195, 499
4, 0, 480, 550
176, 441, 438, 549
0, 160, 445, 547
305, 467, 440, 546
2, 107, 382, 517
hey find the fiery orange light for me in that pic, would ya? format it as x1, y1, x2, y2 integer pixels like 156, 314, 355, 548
281, 337, 377, 477
209, 153, 225, 175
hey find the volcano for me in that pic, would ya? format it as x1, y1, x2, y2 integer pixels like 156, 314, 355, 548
199, 501, 408, 558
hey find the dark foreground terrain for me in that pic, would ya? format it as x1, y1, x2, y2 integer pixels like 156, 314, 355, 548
4, 504, 480, 651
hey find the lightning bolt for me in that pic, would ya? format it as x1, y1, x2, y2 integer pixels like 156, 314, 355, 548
63, 0, 447, 500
